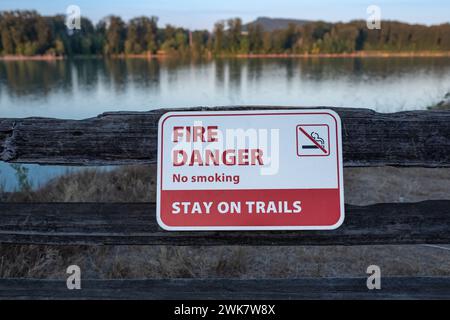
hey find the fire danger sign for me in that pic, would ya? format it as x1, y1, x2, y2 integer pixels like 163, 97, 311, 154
157, 109, 344, 231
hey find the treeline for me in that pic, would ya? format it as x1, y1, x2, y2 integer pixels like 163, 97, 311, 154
1, 10, 449, 57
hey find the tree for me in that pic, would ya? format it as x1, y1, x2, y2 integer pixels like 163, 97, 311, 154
191, 30, 209, 57
262, 32, 272, 53
125, 16, 158, 54
0, 10, 448, 57
35, 15, 52, 54
213, 21, 225, 54
125, 21, 139, 54
281, 23, 299, 53
1, 29, 14, 54
248, 24, 263, 53
54, 37, 65, 55
104, 15, 126, 54
226, 18, 242, 53
143, 16, 158, 53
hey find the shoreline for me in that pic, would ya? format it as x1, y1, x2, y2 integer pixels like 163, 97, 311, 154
1, 51, 450, 61
0, 54, 64, 61
233, 51, 450, 58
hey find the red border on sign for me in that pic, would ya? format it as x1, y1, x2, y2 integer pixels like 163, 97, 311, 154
159, 111, 342, 229
296, 124, 330, 157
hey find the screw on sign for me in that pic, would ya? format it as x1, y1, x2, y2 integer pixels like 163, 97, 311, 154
157, 110, 344, 231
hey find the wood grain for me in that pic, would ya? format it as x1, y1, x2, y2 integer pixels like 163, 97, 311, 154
1, 107, 449, 167
0, 200, 449, 245
0, 277, 449, 299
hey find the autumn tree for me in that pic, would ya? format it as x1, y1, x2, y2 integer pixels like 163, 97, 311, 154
104, 15, 126, 55
248, 24, 263, 53
226, 18, 242, 53
1, 10, 449, 57
212, 21, 225, 54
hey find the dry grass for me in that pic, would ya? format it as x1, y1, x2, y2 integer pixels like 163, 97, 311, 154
1, 244, 449, 279
1, 165, 450, 279
344, 167, 450, 205
6, 165, 156, 202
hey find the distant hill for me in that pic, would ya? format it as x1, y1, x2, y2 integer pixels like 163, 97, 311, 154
243, 17, 312, 32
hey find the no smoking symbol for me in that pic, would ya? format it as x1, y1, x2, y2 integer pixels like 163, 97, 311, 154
296, 124, 330, 157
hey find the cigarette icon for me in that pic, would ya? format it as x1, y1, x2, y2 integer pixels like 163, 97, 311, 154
298, 128, 327, 153
296, 125, 330, 157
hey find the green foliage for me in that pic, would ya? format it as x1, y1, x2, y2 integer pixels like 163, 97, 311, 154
104, 16, 126, 54
0, 10, 52, 55
212, 22, 225, 53
0, 11, 449, 57
123, 16, 158, 54
227, 18, 243, 53
191, 30, 209, 57
247, 24, 263, 53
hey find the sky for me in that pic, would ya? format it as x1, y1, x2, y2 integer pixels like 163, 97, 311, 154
1, 0, 449, 30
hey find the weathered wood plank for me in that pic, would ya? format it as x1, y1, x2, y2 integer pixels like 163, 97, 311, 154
0, 277, 449, 299
1, 107, 449, 167
0, 200, 448, 245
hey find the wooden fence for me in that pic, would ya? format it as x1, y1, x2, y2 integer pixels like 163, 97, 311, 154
0, 107, 449, 299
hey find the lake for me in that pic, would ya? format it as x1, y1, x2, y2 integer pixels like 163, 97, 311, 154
1, 57, 450, 190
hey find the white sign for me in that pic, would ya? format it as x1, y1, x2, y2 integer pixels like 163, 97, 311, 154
157, 109, 344, 231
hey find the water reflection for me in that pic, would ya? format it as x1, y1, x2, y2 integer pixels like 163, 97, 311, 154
247, 59, 263, 82
214, 59, 226, 86
1, 57, 450, 119
1, 57, 450, 190
0, 60, 72, 98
